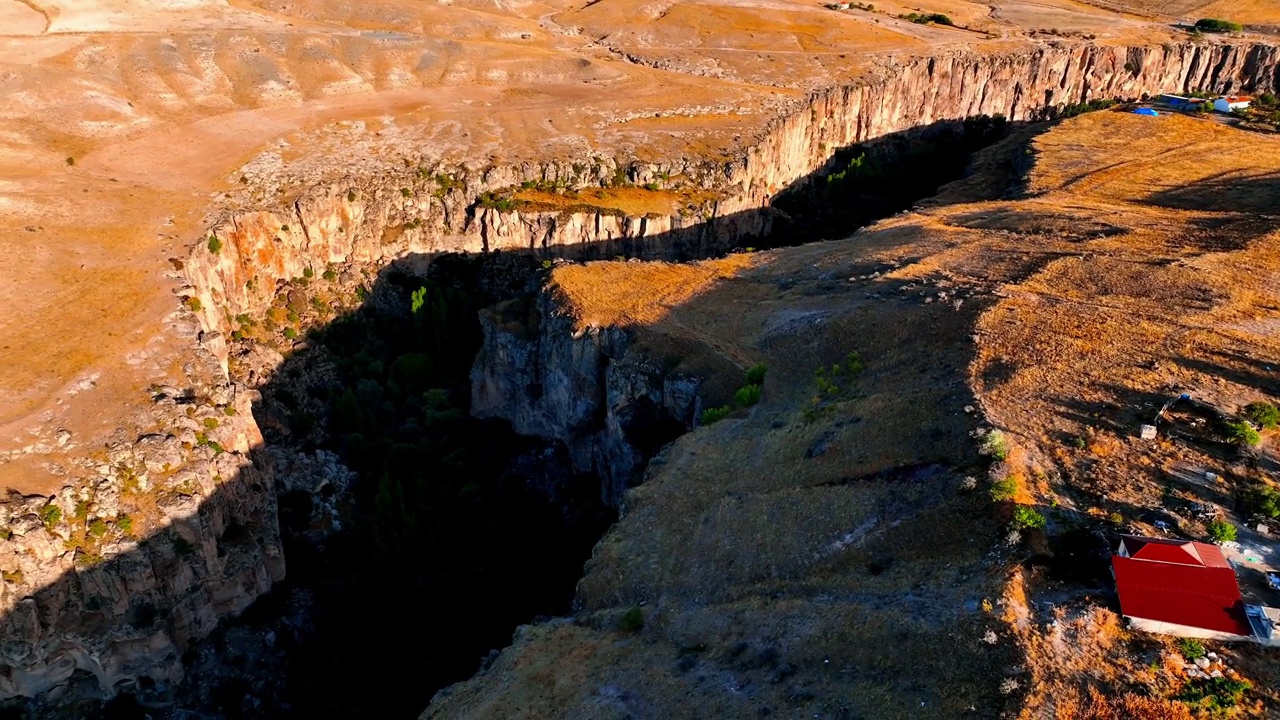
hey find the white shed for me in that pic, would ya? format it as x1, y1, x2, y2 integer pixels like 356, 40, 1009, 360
1214, 96, 1253, 113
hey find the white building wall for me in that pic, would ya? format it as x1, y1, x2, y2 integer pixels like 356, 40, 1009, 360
1126, 616, 1251, 642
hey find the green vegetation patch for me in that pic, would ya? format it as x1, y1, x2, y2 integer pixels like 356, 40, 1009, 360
899, 12, 953, 25
1012, 506, 1046, 530
1177, 676, 1250, 712
1176, 637, 1206, 660
619, 606, 644, 632
1194, 18, 1242, 33
1244, 401, 1280, 430
1223, 419, 1261, 446
1207, 519, 1237, 543
39, 504, 62, 529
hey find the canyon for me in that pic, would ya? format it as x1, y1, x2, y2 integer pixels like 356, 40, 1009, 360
1, 0, 1280, 714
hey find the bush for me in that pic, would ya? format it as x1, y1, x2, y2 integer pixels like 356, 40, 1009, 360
1194, 18, 1242, 33
1207, 519, 1237, 543
1176, 637, 1206, 660
990, 475, 1018, 502
744, 363, 768, 386
1177, 676, 1250, 711
116, 515, 134, 536
700, 406, 731, 425
981, 430, 1010, 461
207, 235, 222, 254
1244, 401, 1280, 430
734, 384, 762, 408
88, 518, 108, 539
1013, 505, 1047, 530
901, 12, 953, 25
1224, 419, 1261, 446
1243, 484, 1280, 520
619, 606, 644, 632
185, 296, 202, 312
39, 504, 62, 528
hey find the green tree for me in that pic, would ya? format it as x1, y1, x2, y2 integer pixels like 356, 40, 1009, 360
1207, 519, 1237, 543
1244, 401, 1280, 430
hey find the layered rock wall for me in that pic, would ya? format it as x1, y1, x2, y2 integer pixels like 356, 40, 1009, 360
0, 342, 284, 704
469, 292, 701, 506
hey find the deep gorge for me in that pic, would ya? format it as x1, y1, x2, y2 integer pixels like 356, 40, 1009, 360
2, 38, 1279, 719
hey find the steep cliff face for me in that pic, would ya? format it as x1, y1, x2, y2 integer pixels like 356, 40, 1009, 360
461, 42, 1280, 509
730, 42, 1280, 202
185, 41, 1280, 376
470, 291, 700, 507
0, 341, 284, 705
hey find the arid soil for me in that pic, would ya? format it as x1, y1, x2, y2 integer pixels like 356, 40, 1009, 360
428, 111, 1280, 717
0, 0, 1272, 496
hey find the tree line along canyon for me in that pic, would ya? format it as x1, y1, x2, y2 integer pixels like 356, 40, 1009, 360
3, 0, 1280, 716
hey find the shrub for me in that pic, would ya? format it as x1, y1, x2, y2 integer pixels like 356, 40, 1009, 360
322, 268, 338, 282
981, 430, 1010, 461
744, 363, 768, 386
88, 518, 108, 539
39, 504, 61, 528
901, 12, 953, 25
1243, 484, 1280, 520
184, 296, 202, 313
1177, 676, 1250, 711
1207, 519, 1237, 543
400, 188, 412, 198
1013, 505, 1046, 530
207, 235, 222, 254
1194, 18, 1242, 33
619, 606, 644, 632
283, 327, 298, 340
701, 405, 731, 425
734, 384, 762, 408
990, 476, 1018, 502
116, 515, 134, 536
303, 266, 315, 279
346, 190, 357, 202
1244, 401, 1280, 430
203, 417, 219, 430
1176, 637, 1206, 660
1224, 419, 1261, 446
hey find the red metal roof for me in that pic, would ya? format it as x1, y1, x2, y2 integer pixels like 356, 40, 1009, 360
1120, 535, 1231, 568
1112, 548, 1250, 636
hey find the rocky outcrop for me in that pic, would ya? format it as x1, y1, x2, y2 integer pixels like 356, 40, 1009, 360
470, 291, 700, 507
184, 41, 1280, 376
0, 342, 284, 705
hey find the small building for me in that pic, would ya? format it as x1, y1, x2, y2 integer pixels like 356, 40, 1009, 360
1112, 535, 1252, 641
1159, 94, 1209, 111
1214, 95, 1253, 113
